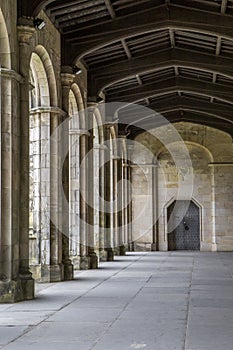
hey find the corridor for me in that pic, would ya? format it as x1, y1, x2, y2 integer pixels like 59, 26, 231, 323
0, 252, 233, 350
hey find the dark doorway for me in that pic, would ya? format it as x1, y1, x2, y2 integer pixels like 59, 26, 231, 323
167, 200, 200, 251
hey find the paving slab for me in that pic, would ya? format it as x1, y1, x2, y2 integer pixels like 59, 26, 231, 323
0, 326, 29, 346
1, 252, 233, 350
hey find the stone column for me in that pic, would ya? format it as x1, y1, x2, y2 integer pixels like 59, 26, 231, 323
69, 125, 93, 270
98, 144, 109, 261
17, 27, 37, 293
112, 155, 119, 254
0, 68, 15, 300
123, 160, 129, 250
79, 128, 94, 269
86, 103, 98, 269
0, 27, 35, 303
151, 163, 158, 251
209, 163, 233, 251
17, 26, 35, 299
29, 105, 68, 282
69, 123, 81, 269
104, 125, 114, 261
112, 152, 125, 256
127, 144, 133, 251
60, 70, 74, 279
93, 143, 101, 260
210, 165, 217, 252
117, 137, 127, 255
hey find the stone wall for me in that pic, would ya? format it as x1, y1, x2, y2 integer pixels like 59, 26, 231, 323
131, 122, 233, 252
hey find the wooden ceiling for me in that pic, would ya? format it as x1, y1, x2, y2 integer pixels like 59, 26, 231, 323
18, 0, 233, 138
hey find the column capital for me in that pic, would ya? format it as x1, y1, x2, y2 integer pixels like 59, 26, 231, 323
130, 163, 158, 168
93, 144, 109, 151
30, 106, 67, 117
87, 102, 98, 109
61, 72, 75, 87
17, 25, 35, 44
104, 122, 118, 129
112, 154, 121, 160
69, 128, 91, 136
87, 96, 105, 104
118, 133, 127, 138
0, 67, 23, 83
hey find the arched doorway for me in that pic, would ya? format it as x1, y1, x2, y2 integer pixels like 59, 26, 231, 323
167, 200, 200, 251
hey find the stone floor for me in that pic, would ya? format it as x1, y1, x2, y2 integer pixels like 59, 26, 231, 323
1, 252, 233, 350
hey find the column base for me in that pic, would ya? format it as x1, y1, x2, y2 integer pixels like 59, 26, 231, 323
119, 245, 126, 256
106, 248, 114, 261
0, 277, 34, 303
30, 264, 64, 282
70, 256, 81, 270
43, 264, 64, 282
63, 260, 74, 280
114, 247, 120, 256
19, 269, 34, 301
80, 256, 90, 270
128, 242, 134, 252
99, 249, 108, 262
151, 243, 157, 251
211, 243, 217, 252
88, 252, 98, 269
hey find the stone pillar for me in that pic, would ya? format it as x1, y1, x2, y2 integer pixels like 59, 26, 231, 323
69, 125, 94, 270
92, 142, 103, 261
29, 107, 65, 282
127, 144, 133, 251
112, 152, 125, 256
112, 155, 119, 255
79, 129, 93, 269
0, 27, 35, 302
69, 123, 81, 269
60, 70, 75, 279
104, 125, 114, 261
209, 163, 233, 251
17, 26, 35, 298
210, 164, 217, 252
117, 137, 127, 256
86, 103, 98, 269
151, 163, 158, 251
118, 135, 130, 253
98, 144, 109, 261
123, 160, 129, 250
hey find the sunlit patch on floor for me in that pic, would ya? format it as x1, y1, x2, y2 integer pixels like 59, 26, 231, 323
130, 343, 147, 348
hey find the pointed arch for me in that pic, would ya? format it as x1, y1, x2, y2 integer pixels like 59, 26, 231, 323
0, 9, 11, 68
33, 45, 58, 107
70, 83, 85, 128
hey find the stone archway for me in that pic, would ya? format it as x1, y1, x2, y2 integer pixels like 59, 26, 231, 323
0, 9, 11, 68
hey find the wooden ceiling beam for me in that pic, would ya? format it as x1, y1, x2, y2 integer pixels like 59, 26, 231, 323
57, 6, 107, 25
87, 48, 233, 96
118, 96, 233, 120
142, 98, 233, 117
118, 110, 233, 138
50, 0, 104, 15
104, 0, 116, 19
61, 4, 233, 62
221, 0, 228, 14
106, 76, 233, 104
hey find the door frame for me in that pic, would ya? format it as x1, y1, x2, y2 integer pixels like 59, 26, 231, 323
164, 197, 203, 250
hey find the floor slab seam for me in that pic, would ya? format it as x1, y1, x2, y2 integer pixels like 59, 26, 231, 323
1, 255, 148, 348
183, 255, 195, 350
88, 261, 162, 350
